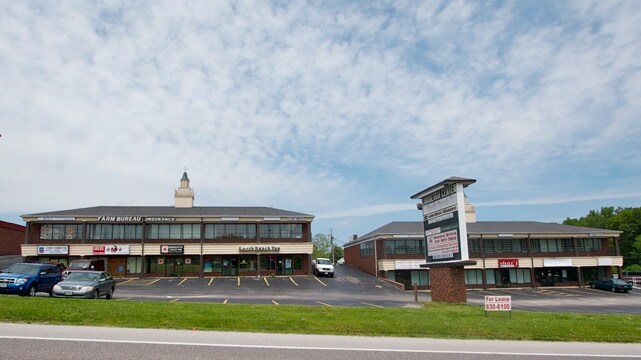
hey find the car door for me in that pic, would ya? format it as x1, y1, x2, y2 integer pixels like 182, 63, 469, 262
98, 272, 109, 293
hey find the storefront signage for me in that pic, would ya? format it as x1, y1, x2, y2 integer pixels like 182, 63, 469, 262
498, 259, 519, 268
285, 217, 306, 221
161, 245, 184, 254
37, 217, 75, 221
98, 216, 142, 222
395, 260, 424, 270
145, 217, 176, 222
484, 295, 511, 311
37, 245, 69, 255
411, 178, 475, 264
93, 245, 130, 255
239, 246, 280, 252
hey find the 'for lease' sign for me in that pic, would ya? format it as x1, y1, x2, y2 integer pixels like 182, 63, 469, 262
484, 295, 512, 311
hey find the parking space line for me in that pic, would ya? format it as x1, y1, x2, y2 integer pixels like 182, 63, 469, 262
169, 299, 180, 303
115, 298, 131, 301
263, 277, 270, 286
147, 279, 160, 286
289, 277, 298, 286
316, 301, 332, 306
361, 302, 384, 308
208, 278, 214, 286
237, 277, 240, 287
272, 300, 279, 305
177, 278, 188, 286
118, 279, 133, 285
314, 276, 327, 287
223, 299, 228, 304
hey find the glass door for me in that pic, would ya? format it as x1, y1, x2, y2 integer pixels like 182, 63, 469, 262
278, 256, 293, 275
222, 256, 238, 276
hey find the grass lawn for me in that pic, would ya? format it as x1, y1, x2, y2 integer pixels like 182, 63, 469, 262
1, 296, 640, 343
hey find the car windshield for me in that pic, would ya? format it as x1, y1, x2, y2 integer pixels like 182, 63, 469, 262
613, 279, 629, 285
66, 272, 99, 282
317, 259, 331, 265
4, 264, 39, 275
68, 261, 90, 269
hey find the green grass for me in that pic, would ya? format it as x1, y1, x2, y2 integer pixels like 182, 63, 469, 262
1, 297, 641, 343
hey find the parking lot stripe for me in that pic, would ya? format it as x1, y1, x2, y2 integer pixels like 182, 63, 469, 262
118, 279, 133, 285
169, 299, 180, 303
177, 278, 188, 286
115, 298, 131, 301
314, 276, 327, 287
147, 279, 160, 286
272, 300, 279, 305
289, 277, 298, 286
223, 299, 228, 304
316, 301, 332, 306
361, 302, 384, 308
208, 278, 214, 286
263, 277, 270, 286
237, 277, 240, 287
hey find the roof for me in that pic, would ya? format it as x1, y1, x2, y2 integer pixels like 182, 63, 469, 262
181, 172, 189, 181
22, 206, 314, 219
410, 176, 476, 199
0, 220, 26, 232
344, 221, 621, 247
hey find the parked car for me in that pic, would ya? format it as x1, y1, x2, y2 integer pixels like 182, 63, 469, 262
52, 270, 116, 299
313, 258, 335, 278
0, 263, 62, 297
63, 259, 105, 278
336, 258, 345, 265
590, 278, 632, 293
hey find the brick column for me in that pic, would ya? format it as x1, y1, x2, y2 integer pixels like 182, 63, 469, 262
424, 260, 476, 304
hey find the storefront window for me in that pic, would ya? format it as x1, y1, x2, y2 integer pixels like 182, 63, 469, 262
293, 256, 303, 271
126, 257, 142, 274
203, 256, 222, 273
239, 255, 256, 273
260, 255, 277, 271
465, 269, 483, 285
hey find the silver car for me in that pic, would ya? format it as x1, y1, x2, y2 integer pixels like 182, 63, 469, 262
52, 271, 116, 299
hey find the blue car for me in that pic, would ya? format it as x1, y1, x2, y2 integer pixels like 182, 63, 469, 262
0, 263, 62, 297
590, 278, 632, 293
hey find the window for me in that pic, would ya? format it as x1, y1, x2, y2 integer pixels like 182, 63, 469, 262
40, 224, 83, 240
385, 239, 424, 255
360, 241, 374, 257
88, 224, 142, 240
508, 268, 532, 284
293, 256, 303, 271
147, 224, 201, 240
465, 269, 483, 285
260, 255, 277, 271
239, 255, 256, 273
468, 239, 480, 254
204, 224, 256, 239
577, 238, 603, 252
259, 224, 302, 239
483, 239, 527, 254
531, 239, 574, 253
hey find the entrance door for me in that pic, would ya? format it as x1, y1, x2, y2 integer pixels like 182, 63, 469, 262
222, 256, 238, 276
164, 257, 184, 277
108, 257, 127, 277
278, 257, 293, 275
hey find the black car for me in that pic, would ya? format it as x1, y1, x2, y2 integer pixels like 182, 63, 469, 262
590, 278, 632, 293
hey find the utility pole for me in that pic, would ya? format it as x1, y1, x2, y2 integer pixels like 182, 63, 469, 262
330, 228, 334, 264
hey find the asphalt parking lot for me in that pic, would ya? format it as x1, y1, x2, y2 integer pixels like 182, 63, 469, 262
26, 265, 641, 313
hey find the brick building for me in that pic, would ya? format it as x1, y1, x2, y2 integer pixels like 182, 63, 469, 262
0, 220, 25, 256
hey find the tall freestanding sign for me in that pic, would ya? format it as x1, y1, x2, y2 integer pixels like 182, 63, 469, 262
411, 177, 476, 303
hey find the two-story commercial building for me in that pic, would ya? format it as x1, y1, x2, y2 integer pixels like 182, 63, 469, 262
21, 172, 314, 278
344, 200, 622, 290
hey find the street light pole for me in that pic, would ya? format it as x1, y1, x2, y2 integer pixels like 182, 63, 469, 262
330, 228, 334, 264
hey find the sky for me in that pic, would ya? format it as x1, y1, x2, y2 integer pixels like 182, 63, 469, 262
1, 1, 640, 246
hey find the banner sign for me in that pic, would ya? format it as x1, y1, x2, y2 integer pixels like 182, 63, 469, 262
239, 246, 280, 252
37, 245, 69, 255
93, 245, 130, 255
498, 259, 519, 268
160, 245, 184, 254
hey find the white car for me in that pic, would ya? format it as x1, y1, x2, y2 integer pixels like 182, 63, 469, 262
313, 258, 335, 278
336, 258, 345, 265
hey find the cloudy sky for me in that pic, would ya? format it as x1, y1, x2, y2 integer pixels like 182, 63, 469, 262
1, 1, 640, 244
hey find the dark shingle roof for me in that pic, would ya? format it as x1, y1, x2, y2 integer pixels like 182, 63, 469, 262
345, 221, 621, 247
410, 177, 476, 199
22, 206, 313, 219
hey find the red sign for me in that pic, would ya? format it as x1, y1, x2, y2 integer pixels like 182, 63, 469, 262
498, 259, 519, 268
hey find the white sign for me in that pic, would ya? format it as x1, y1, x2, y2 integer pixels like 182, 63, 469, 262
37, 245, 69, 255
395, 260, 424, 270
93, 244, 130, 255
484, 295, 511, 311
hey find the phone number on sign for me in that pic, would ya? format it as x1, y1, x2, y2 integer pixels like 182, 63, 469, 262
485, 303, 511, 311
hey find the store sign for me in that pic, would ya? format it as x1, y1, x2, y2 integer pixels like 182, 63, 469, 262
161, 245, 184, 254
145, 217, 176, 222
37, 245, 69, 255
498, 259, 519, 268
98, 216, 142, 222
395, 260, 424, 270
93, 245, 130, 255
412, 179, 474, 264
484, 295, 511, 311
239, 246, 280, 252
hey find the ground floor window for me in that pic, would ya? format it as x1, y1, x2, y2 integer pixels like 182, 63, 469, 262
239, 255, 257, 273
146, 256, 200, 276
260, 255, 277, 271
293, 256, 303, 271
465, 269, 483, 285
203, 256, 222, 273
393, 270, 429, 287
126, 257, 142, 274
534, 267, 578, 286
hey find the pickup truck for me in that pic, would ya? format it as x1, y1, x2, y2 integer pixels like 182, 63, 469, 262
313, 258, 335, 278
0, 263, 62, 297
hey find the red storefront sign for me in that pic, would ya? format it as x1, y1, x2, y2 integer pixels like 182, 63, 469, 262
498, 259, 519, 268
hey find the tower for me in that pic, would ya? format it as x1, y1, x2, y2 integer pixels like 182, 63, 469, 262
174, 171, 194, 208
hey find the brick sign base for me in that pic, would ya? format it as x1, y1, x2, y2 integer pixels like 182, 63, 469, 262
424, 260, 477, 303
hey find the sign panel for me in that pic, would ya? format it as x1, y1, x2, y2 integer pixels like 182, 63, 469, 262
37, 245, 69, 255
395, 260, 425, 270
484, 295, 512, 311
420, 182, 469, 263
498, 259, 519, 268
239, 246, 280, 252
160, 245, 184, 254
93, 245, 130, 255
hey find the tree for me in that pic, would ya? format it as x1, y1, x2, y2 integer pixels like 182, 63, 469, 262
312, 233, 332, 259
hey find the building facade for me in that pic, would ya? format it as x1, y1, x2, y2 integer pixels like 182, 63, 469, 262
21, 173, 314, 278
344, 218, 623, 290
0, 220, 25, 256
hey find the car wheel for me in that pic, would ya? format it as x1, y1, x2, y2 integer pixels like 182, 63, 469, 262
590, 284, 595, 289
330, 273, 334, 278
48, 289, 54, 297
28, 285, 37, 297
93, 290, 99, 299
611, 287, 616, 292
106, 288, 114, 300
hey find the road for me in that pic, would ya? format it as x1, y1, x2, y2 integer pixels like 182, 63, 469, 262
1, 323, 640, 360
